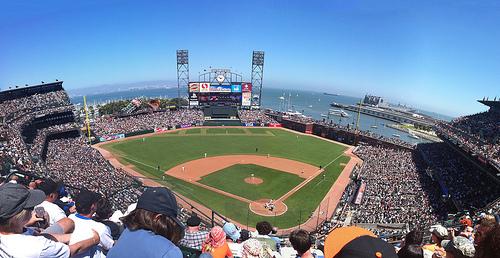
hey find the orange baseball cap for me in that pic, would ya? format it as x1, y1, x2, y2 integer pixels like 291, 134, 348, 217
324, 226, 397, 258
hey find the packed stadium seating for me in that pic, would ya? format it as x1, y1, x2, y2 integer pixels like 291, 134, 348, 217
1, 83, 499, 258
436, 104, 500, 170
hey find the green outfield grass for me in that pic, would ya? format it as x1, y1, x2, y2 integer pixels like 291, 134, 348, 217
206, 128, 227, 134
185, 128, 202, 134
224, 128, 245, 134
102, 128, 350, 228
247, 128, 270, 134
198, 164, 304, 201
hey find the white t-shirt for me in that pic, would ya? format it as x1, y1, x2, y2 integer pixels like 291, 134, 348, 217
0, 233, 70, 258
68, 213, 114, 258
36, 200, 67, 226
228, 242, 242, 257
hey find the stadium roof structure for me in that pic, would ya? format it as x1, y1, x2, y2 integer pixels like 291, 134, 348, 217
0, 81, 64, 102
478, 99, 500, 112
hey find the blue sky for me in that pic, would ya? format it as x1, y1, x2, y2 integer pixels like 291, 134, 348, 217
1, 1, 499, 117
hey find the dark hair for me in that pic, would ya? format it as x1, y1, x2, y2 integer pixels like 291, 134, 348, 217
240, 229, 251, 242
479, 216, 497, 230
95, 198, 113, 221
121, 208, 183, 244
475, 225, 500, 258
256, 221, 273, 235
398, 244, 423, 258
404, 230, 423, 245
289, 229, 312, 255
75, 190, 101, 215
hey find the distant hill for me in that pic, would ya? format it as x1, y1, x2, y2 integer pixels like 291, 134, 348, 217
67, 80, 177, 97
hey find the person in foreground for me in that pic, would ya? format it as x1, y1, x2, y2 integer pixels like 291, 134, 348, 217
433, 236, 475, 258
202, 226, 233, 258
0, 183, 99, 258
68, 190, 114, 258
107, 187, 184, 258
324, 226, 397, 258
289, 229, 314, 258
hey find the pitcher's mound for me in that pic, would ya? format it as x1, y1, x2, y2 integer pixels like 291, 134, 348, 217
249, 199, 287, 216
244, 177, 263, 185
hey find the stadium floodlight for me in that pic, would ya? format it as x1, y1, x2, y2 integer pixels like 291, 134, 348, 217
251, 51, 265, 107
176, 50, 189, 107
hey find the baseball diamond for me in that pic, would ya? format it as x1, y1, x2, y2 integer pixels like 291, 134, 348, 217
96, 127, 357, 230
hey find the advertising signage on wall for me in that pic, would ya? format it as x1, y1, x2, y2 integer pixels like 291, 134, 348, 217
189, 92, 198, 100
209, 85, 232, 92
242, 92, 251, 106
189, 83, 200, 92
200, 83, 210, 92
241, 83, 252, 92
231, 84, 241, 92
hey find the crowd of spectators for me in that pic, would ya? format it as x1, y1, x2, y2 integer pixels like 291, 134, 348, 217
348, 145, 447, 230
2, 176, 500, 258
92, 109, 204, 136
45, 136, 142, 212
28, 123, 79, 158
418, 142, 500, 212
1, 85, 500, 257
0, 125, 35, 172
436, 110, 499, 168
238, 110, 278, 124
0, 90, 70, 120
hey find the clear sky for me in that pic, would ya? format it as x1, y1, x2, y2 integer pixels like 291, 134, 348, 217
1, 1, 499, 116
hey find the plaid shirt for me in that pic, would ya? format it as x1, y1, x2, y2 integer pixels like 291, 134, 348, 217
179, 230, 209, 250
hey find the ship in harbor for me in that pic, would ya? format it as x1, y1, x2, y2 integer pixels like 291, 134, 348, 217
407, 130, 420, 139
330, 102, 346, 108
328, 109, 350, 117
341, 94, 436, 129
324, 92, 339, 96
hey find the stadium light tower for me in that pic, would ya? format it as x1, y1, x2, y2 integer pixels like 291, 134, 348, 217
176, 50, 189, 108
251, 51, 264, 107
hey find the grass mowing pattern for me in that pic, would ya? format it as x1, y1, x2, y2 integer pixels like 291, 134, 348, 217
103, 128, 349, 228
104, 129, 345, 172
206, 128, 227, 134
185, 128, 201, 134
198, 164, 304, 201
224, 128, 245, 134
247, 128, 270, 134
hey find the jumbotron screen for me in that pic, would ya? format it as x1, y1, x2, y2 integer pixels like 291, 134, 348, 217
188, 82, 252, 107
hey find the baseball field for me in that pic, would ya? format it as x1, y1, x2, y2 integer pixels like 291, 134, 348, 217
99, 127, 351, 229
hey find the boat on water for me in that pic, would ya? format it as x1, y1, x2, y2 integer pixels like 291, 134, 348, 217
284, 110, 311, 119
308, 105, 313, 108
392, 134, 401, 138
329, 109, 350, 117
371, 125, 378, 129
321, 114, 328, 117
408, 131, 420, 139
324, 92, 339, 96
330, 102, 345, 108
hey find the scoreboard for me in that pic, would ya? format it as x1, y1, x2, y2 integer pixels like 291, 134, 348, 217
188, 82, 252, 107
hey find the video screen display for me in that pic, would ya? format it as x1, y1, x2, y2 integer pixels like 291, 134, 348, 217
198, 93, 242, 105
188, 82, 251, 106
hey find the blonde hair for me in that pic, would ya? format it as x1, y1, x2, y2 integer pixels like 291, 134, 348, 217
0, 209, 32, 233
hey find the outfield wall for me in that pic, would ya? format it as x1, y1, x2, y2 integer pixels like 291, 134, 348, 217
95, 122, 281, 143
